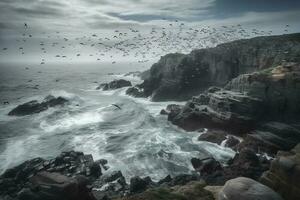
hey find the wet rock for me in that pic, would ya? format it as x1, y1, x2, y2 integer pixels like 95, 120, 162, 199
21, 172, 96, 200
198, 129, 227, 145
129, 176, 152, 194
97, 79, 131, 90
191, 157, 222, 175
260, 143, 300, 200
219, 177, 283, 200
8, 95, 68, 116
224, 136, 240, 149
169, 174, 200, 186
126, 87, 145, 98
0, 151, 106, 199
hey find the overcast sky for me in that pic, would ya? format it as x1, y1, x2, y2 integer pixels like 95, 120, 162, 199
0, 0, 300, 63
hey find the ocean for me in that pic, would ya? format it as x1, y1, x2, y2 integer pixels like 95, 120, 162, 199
0, 61, 235, 181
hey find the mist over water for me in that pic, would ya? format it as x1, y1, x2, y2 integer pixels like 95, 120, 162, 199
0, 62, 234, 181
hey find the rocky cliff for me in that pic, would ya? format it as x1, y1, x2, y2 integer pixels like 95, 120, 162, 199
140, 33, 300, 101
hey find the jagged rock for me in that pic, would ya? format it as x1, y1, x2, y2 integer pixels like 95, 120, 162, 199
260, 143, 300, 200
238, 122, 300, 156
17, 172, 96, 200
8, 95, 68, 116
191, 157, 222, 175
129, 176, 153, 194
219, 177, 283, 200
225, 62, 300, 121
140, 33, 300, 101
169, 88, 263, 133
0, 151, 104, 199
197, 129, 227, 145
97, 79, 131, 90
126, 87, 145, 98
224, 136, 240, 149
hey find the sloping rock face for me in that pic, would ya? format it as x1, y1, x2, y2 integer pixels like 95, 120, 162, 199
225, 62, 300, 121
141, 33, 300, 101
169, 88, 264, 133
260, 144, 300, 200
219, 177, 283, 200
168, 63, 300, 134
8, 95, 68, 116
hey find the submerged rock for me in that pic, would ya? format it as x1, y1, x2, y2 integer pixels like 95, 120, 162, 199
8, 95, 68, 116
97, 79, 132, 90
219, 177, 283, 200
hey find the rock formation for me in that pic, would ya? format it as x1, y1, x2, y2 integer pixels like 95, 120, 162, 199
139, 33, 300, 101
8, 95, 69, 116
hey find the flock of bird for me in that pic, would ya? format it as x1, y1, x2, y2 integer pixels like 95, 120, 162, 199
0, 20, 291, 65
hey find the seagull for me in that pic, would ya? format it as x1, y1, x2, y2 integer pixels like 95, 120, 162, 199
112, 104, 122, 110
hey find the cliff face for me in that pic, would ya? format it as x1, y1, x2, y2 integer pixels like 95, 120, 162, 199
141, 33, 300, 101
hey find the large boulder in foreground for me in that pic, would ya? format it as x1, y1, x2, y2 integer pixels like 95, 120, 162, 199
219, 177, 283, 200
97, 79, 132, 90
8, 95, 68, 116
260, 143, 300, 200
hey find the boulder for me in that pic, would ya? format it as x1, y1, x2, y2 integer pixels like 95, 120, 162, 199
8, 95, 68, 116
126, 87, 145, 98
198, 130, 227, 145
260, 143, 300, 200
18, 172, 96, 200
219, 177, 283, 200
191, 157, 222, 175
97, 79, 131, 90
129, 176, 152, 194
224, 136, 240, 149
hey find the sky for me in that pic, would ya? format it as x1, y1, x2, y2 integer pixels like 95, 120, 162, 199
0, 0, 300, 64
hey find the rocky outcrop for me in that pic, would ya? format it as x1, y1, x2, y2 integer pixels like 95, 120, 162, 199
219, 177, 283, 200
8, 95, 68, 116
167, 63, 300, 136
0, 151, 104, 200
97, 79, 132, 90
18, 172, 96, 200
225, 62, 300, 121
168, 88, 264, 133
140, 33, 300, 101
260, 143, 300, 200
191, 149, 270, 185
126, 87, 145, 98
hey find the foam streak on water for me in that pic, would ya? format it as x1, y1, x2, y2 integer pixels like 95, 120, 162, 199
0, 63, 235, 180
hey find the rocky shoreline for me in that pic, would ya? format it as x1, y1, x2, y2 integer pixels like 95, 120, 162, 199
2, 33, 300, 200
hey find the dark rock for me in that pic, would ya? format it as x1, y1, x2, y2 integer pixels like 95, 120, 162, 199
224, 136, 240, 148
97, 79, 131, 90
25, 172, 96, 200
198, 130, 227, 145
260, 143, 300, 200
126, 87, 145, 98
129, 176, 152, 193
157, 175, 172, 185
191, 157, 222, 175
140, 33, 300, 101
160, 109, 168, 115
8, 95, 68, 116
169, 174, 200, 186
